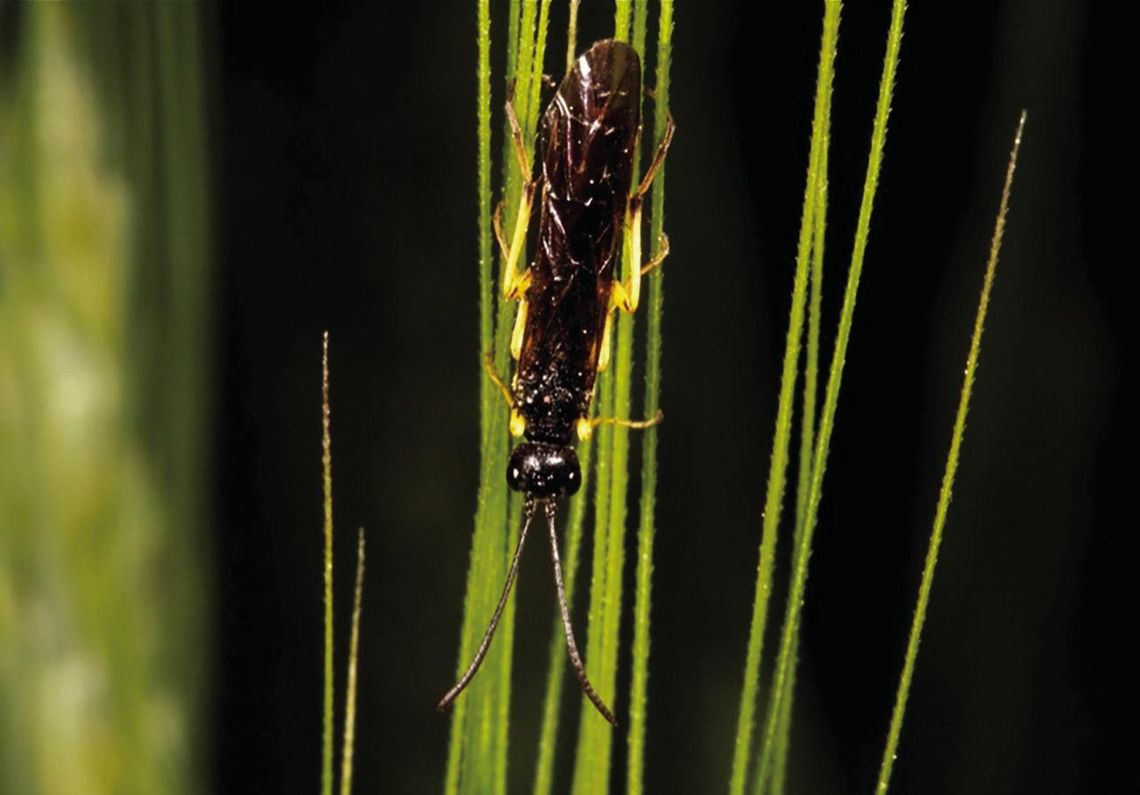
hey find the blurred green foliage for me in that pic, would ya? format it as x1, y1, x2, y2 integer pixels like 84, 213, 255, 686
1, 5, 209, 793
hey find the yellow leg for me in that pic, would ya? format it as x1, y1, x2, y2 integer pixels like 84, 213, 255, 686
493, 200, 510, 262
510, 300, 528, 360
483, 352, 513, 408
576, 409, 664, 441
612, 115, 675, 314
484, 351, 526, 437
501, 96, 537, 300
597, 313, 614, 373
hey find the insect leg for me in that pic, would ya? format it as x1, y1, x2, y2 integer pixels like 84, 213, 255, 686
493, 200, 511, 262
500, 97, 537, 300
437, 500, 538, 713
510, 298, 528, 360
634, 112, 676, 202
640, 232, 670, 276
576, 410, 665, 441
484, 351, 526, 436
597, 312, 614, 373
613, 115, 676, 314
483, 351, 513, 408
543, 500, 617, 725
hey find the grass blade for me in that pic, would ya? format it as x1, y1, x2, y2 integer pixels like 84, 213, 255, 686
571, 358, 617, 794
339, 528, 367, 795
477, 0, 494, 454
446, 2, 549, 791
729, 3, 840, 792
571, 6, 652, 791
754, 1, 908, 790
533, 436, 595, 795
443, 2, 500, 791
627, 3, 674, 794
875, 111, 1027, 795
566, 0, 581, 73
767, 82, 832, 795
321, 333, 335, 795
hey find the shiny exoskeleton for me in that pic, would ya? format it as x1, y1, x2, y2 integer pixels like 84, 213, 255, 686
439, 39, 672, 727
507, 40, 642, 499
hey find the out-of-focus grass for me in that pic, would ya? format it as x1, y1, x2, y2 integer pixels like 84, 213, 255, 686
1, 5, 209, 793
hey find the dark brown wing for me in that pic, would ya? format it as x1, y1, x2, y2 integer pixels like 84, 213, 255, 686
514, 40, 641, 444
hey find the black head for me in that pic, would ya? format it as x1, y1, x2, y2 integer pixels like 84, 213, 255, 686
507, 443, 581, 498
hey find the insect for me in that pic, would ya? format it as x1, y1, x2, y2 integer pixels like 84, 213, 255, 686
438, 39, 674, 726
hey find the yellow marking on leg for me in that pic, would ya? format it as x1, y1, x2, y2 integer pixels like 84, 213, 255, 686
493, 200, 510, 262
628, 197, 643, 311
613, 111, 675, 314
577, 417, 593, 441
483, 352, 513, 409
501, 181, 534, 300
509, 408, 526, 437
597, 312, 614, 372
510, 300, 528, 360
500, 93, 538, 301
609, 199, 643, 314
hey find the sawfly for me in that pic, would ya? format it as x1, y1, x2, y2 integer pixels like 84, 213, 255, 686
439, 38, 674, 726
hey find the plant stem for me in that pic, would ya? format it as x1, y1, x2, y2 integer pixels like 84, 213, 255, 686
566, 0, 581, 72
875, 111, 1026, 795
728, 3, 840, 792
753, 2, 907, 789
627, 3, 673, 793
321, 332, 334, 795
533, 436, 595, 795
339, 529, 366, 795
767, 88, 832, 795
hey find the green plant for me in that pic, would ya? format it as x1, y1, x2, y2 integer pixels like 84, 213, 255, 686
730, 1, 910, 792
319, 334, 367, 795
1, 6, 208, 792
447, 2, 672, 793
875, 112, 1027, 795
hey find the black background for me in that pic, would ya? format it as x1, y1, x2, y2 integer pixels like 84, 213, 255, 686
213, 1, 1126, 792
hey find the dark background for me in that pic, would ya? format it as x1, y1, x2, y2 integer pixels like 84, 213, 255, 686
212, 1, 1126, 793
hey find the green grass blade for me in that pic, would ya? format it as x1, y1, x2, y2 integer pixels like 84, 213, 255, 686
753, 2, 907, 790
493, 7, 549, 789
321, 334, 335, 795
339, 528, 367, 795
492, 491, 524, 794
627, 3, 673, 794
566, 0, 582, 73
528, 0, 553, 136
728, 3, 840, 792
533, 435, 596, 795
444, 2, 505, 792
875, 111, 1026, 795
572, 373, 615, 795
614, 0, 632, 43
572, 6, 651, 791
767, 83, 832, 795
632, 0, 649, 55
477, 0, 494, 454
446, 2, 550, 791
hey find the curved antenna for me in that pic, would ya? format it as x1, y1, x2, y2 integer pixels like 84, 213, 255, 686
544, 500, 617, 725
437, 498, 537, 712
